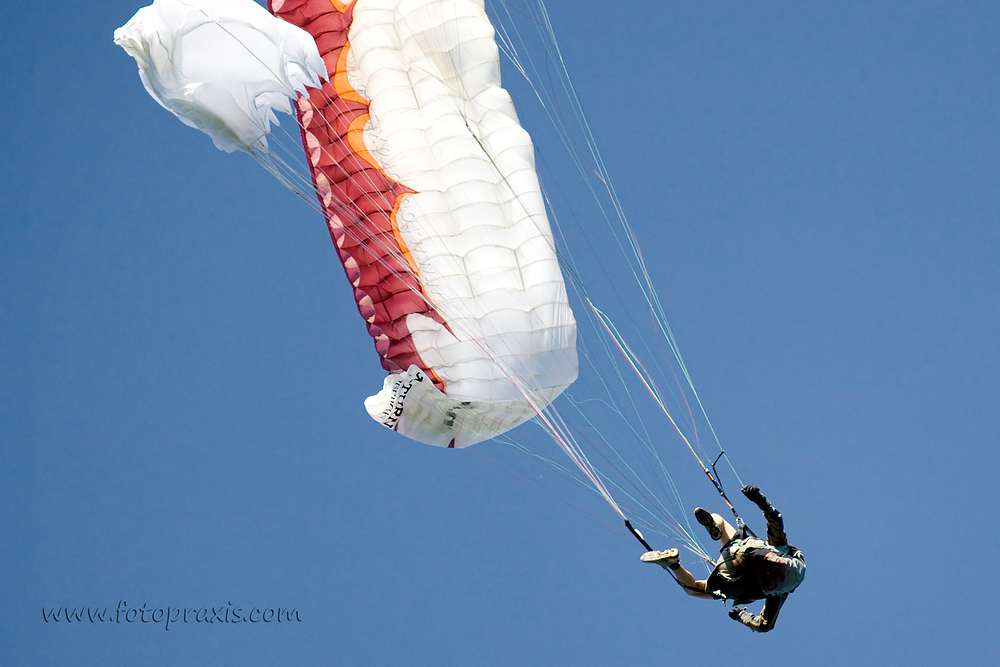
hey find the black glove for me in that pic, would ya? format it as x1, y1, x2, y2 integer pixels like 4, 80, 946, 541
742, 485, 765, 504
743, 484, 782, 526
729, 606, 746, 621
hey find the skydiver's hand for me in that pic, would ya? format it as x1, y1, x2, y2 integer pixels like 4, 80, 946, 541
729, 606, 746, 621
742, 485, 764, 504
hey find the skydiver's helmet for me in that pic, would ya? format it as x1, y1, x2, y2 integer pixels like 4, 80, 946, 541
759, 550, 806, 597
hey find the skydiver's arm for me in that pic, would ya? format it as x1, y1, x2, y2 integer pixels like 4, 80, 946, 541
728, 594, 786, 633
742, 485, 787, 547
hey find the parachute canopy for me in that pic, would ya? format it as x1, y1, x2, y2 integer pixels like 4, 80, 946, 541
114, 0, 325, 152
117, 0, 747, 563
116, 0, 578, 447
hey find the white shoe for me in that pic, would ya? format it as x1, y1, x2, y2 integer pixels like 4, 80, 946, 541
640, 548, 679, 568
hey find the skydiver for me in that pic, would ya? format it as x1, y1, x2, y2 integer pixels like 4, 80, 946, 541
640, 485, 805, 633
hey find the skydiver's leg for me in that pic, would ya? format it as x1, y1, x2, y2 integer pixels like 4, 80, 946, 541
670, 564, 715, 599
712, 514, 738, 545
641, 550, 717, 599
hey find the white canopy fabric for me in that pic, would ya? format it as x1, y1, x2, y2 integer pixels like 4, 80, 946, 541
115, 0, 325, 152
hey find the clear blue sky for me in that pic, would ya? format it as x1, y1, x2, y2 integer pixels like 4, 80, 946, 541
2, 1, 998, 664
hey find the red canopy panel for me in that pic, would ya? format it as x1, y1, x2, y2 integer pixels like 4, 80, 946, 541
270, 0, 447, 388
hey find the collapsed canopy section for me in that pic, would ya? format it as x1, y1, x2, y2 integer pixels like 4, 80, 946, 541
114, 0, 325, 152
